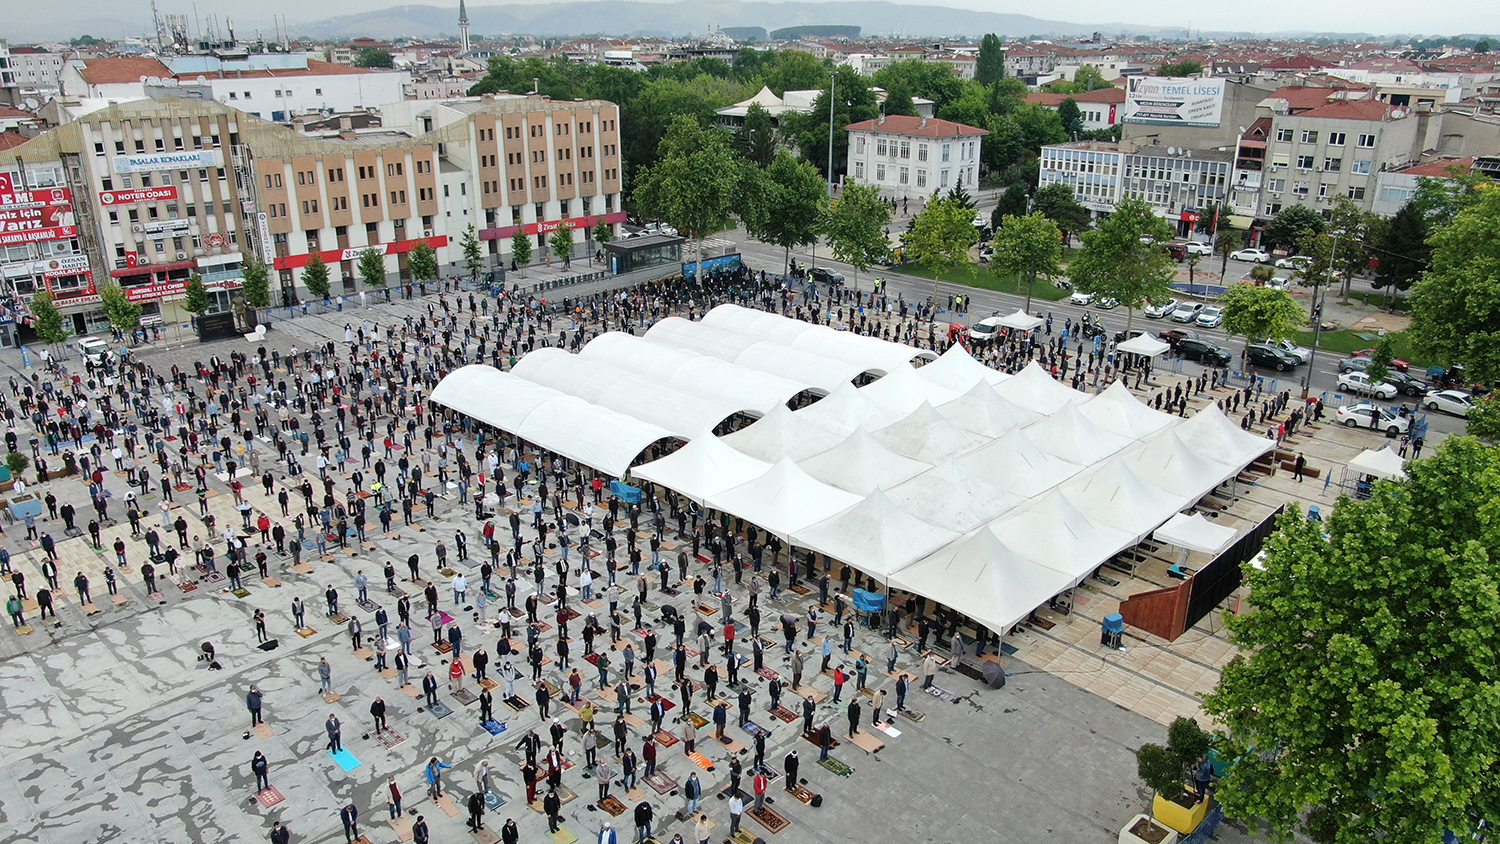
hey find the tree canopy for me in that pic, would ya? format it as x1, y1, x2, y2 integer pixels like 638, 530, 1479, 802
408, 240, 438, 283
1203, 436, 1500, 844
301, 254, 330, 300
989, 211, 1064, 309
182, 274, 211, 315
635, 115, 743, 253
1262, 205, 1326, 254
741, 149, 828, 275
976, 34, 1005, 85
781, 66, 878, 183
904, 196, 979, 277
1068, 196, 1174, 331
355, 48, 394, 68
1409, 183, 1500, 383
98, 281, 142, 333
240, 257, 271, 308
29, 288, 68, 345
1373, 200, 1429, 292
357, 249, 387, 288
1029, 182, 1091, 243
1218, 282, 1305, 346
461, 224, 484, 277
824, 182, 892, 287
1156, 59, 1203, 77
549, 224, 575, 263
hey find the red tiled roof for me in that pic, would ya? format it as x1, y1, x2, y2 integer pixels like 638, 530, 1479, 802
1297, 100, 1393, 121
1025, 92, 1070, 107
844, 115, 987, 138
1268, 54, 1334, 69
77, 57, 172, 85
1396, 157, 1473, 177
0, 132, 30, 152
1073, 86, 1126, 103
1266, 86, 1337, 112
0, 106, 34, 119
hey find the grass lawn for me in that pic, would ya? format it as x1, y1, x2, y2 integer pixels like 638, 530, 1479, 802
895, 261, 1071, 301
1291, 328, 1431, 369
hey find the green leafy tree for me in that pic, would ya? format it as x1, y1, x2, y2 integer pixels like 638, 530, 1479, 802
1219, 282, 1305, 348
1413, 169, 1489, 230
29, 287, 69, 346
741, 149, 829, 276
1476, 38, 1492, 53
634, 115, 743, 269
824, 182, 892, 290
1466, 395, 1500, 442
619, 74, 748, 186
736, 102, 777, 168
882, 80, 918, 117
408, 240, 438, 285
240, 257, 271, 308
1194, 203, 1233, 237
1202, 437, 1500, 844
1135, 718, 1212, 803
990, 211, 1064, 310
182, 273, 211, 316
781, 66, 878, 183
945, 182, 975, 210
549, 223, 575, 264
1056, 97, 1083, 138
991, 182, 1029, 227
975, 33, 1006, 85
510, 232, 532, 268
1073, 64, 1107, 91
98, 280, 142, 334
355, 48, 394, 68
1262, 205, 1326, 253
357, 248, 387, 289
904, 196, 979, 280
1374, 200, 1429, 293
301, 254, 331, 300
461, 223, 484, 279
1029, 182, 1092, 244
752, 49, 829, 95
871, 59, 965, 111
1068, 196, 1174, 332
1156, 59, 1203, 77
1364, 335, 1394, 385
592, 219, 613, 246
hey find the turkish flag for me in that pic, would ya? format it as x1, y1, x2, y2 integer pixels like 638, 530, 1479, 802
125, 252, 138, 268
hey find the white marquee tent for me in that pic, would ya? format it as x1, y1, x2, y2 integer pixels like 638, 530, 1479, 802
960, 426, 1085, 498
1080, 381, 1177, 440
937, 381, 1044, 438
885, 457, 1025, 533
791, 489, 961, 579
720, 404, 844, 462
871, 401, 989, 463
791, 381, 907, 437
995, 361, 1087, 415
630, 430, 771, 504
1116, 333, 1171, 358
916, 344, 1011, 393
798, 426, 931, 495
1348, 445, 1408, 480
1153, 512, 1239, 555
707, 456, 862, 539
859, 363, 963, 414
995, 309, 1045, 331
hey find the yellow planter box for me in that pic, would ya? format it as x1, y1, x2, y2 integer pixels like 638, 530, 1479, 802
1153, 793, 1210, 835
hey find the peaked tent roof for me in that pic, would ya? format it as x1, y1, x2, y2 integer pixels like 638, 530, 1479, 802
995, 309, 1045, 331
1023, 401, 1134, 465
1121, 429, 1241, 499
960, 425, 1085, 498
631, 431, 771, 504
579, 332, 809, 414
791, 489, 960, 579
1152, 512, 1239, 555
888, 525, 1075, 636
992, 491, 1138, 582
1060, 458, 1192, 540
720, 403, 844, 463
707, 456, 862, 539
1115, 333, 1171, 358
798, 427, 931, 495
792, 381, 907, 437
514, 395, 675, 477
993, 361, 1086, 415
915, 344, 1010, 393
1079, 381, 1177, 440
860, 364, 963, 414
1174, 404, 1274, 470
1348, 445, 1407, 480
938, 381, 1043, 438
885, 457, 1024, 532
871, 401, 989, 463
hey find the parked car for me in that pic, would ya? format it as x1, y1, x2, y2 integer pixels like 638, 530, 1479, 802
967, 316, 1005, 341
1164, 242, 1188, 261
1195, 306, 1224, 328
1424, 389, 1474, 417
1158, 328, 1202, 348
978, 245, 995, 263
1245, 344, 1302, 371
1171, 302, 1206, 323
1338, 356, 1370, 374
1335, 402, 1410, 435
1231, 247, 1271, 263
1338, 371, 1399, 400
1144, 298, 1179, 319
644, 222, 679, 236
1275, 255, 1313, 270
1269, 338, 1311, 364
1114, 328, 1150, 344
1096, 297, 1120, 310
1176, 338, 1233, 366
808, 267, 844, 286
77, 336, 112, 364
1069, 290, 1095, 306
1350, 348, 1410, 371
1381, 370, 1430, 397
1184, 241, 1213, 256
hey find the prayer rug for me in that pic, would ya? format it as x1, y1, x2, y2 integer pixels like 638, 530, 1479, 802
740, 721, 770, 738
652, 730, 679, 748
756, 668, 780, 682
846, 731, 884, 753
817, 757, 852, 777
178, 581, 198, 593
770, 706, 798, 724
643, 772, 678, 794
503, 696, 531, 712
255, 786, 285, 808
253, 723, 275, 739
428, 701, 454, 719
231, 588, 250, 598
357, 599, 379, 613
801, 731, 837, 749
924, 686, 954, 701
789, 784, 816, 805
330, 748, 361, 771
546, 828, 578, 844
329, 613, 350, 625
899, 708, 926, 722
453, 688, 478, 706
750, 806, 791, 833
482, 720, 507, 736
597, 795, 628, 817
646, 694, 676, 712
376, 729, 405, 749
296, 627, 317, 638
685, 713, 708, 729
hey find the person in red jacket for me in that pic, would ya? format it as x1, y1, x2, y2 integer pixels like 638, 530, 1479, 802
752, 771, 768, 813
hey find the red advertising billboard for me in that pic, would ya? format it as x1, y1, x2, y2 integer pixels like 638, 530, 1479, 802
99, 186, 179, 205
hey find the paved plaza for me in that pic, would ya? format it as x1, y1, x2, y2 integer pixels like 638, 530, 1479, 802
0, 282, 1362, 844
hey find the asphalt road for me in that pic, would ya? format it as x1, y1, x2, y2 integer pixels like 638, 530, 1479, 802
722, 228, 1469, 442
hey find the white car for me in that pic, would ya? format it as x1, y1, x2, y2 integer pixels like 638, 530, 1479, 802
1275, 255, 1313, 270
1195, 306, 1224, 327
1171, 302, 1205, 323
967, 316, 1005, 341
1270, 338, 1311, 363
1335, 403, 1410, 435
973, 213, 988, 228
1231, 248, 1271, 263
77, 336, 112, 364
1069, 290, 1095, 306
1184, 241, 1213, 256
1144, 298, 1179, 319
1424, 389, 1474, 417
1338, 371, 1398, 400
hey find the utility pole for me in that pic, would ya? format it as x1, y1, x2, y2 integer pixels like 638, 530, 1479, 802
1302, 228, 1340, 399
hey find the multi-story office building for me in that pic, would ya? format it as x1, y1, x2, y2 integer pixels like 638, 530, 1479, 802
844, 115, 985, 200
1252, 99, 1422, 218
1039, 141, 1231, 235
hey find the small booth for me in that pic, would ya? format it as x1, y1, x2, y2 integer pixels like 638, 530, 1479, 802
601, 235, 685, 275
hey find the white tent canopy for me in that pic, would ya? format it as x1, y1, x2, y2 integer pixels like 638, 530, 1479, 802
707, 456, 862, 539
798, 427, 931, 495
1079, 381, 1177, 440
993, 491, 1138, 582
939, 381, 1043, 438
889, 525, 1075, 637
1024, 401, 1134, 466
859, 364, 963, 414
995, 309, 1045, 331
994, 361, 1087, 415
792, 381, 906, 438
791, 489, 959, 579
871, 401, 989, 463
1122, 429, 1242, 500
1349, 445, 1408, 480
886, 457, 1024, 533
702, 304, 934, 374
579, 332, 810, 415
631, 431, 771, 504
645, 317, 866, 392
961, 426, 1085, 498
916, 344, 1010, 393
1175, 404, 1275, 469
1153, 512, 1239, 555
1116, 333, 1171, 358
720, 404, 844, 463
1060, 458, 1192, 541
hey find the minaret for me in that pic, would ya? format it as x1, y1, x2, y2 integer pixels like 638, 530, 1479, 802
458, 0, 471, 55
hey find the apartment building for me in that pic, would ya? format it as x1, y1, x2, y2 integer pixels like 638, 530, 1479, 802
1039, 141, 1231, 234
844, 115, 985, 200
1254, 99, 1421, 217
1, 93, 623, 334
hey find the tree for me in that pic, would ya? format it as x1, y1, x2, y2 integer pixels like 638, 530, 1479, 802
1202, 436, 1500, 844
355, 48, 394, 69
182, 274, 211, 316
1195, 203, 1233, 237
1068, 196, 1175, 333
1373, 201, 1428, 293
510, 232, 532, 269
301, 254, 331, 300
634, 115, 743, 269
1029, 182, 1092, 244
824, 183, 892, 290
29, 288, 68, 346
1409, 185, 1500, 384
592, 219, 613, 247
976, 33, 1006, 85
98, 280, 142, 335
871, 59, 964, 111
357, 249, 387, 289
408, 240, 438, 285
1156, 59, 1203, 77
1056, 97, 1083, 138
741, 149, 828, 276
240, 257, 271, 308
781, 66, 878, 183
1413, 169, 1488, 230
461, 223, 484, 280
1135, 718, 1213, 803
1364, 335, 1394, 385
1475, 38, 1492, 53
882, 80, 918, 117
1466, 394, 1500, 442
1219, 282, 1305, 347
1073, 64, 1107, 91
549, 223, 575, 264
1262, 205, 1326, 254
904, 196, 979, 280
991, 182, 1030, 227
990, 211, 1064, 310
736, 102, 777, 168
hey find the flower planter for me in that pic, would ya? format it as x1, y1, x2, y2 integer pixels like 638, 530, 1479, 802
1153, 792, 1210, 835
1120, 813, 1179, 844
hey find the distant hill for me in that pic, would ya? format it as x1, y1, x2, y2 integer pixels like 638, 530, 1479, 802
720, 26, 769, 41
292, 1, 1175, 40
769, 25, 862, 40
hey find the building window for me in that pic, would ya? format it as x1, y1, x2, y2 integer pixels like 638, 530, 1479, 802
1357, 133, 1376, 148
941, 144, 951, 162
1327, 132, 1347, 146
1267, 178, 1285, 193
1300, 130, 1318, 144
917, 143, 928, 162
1296, 155, 1314, 170
899, 141, 910, 159
1275, 128, 1293, 142
1351, 160, 1372, 174
876, 139, 887, 156
854, 161, 864, 179
916, 169, 926, 187
1347, 185, 1366, 200
875, 164, 885, 181
1323, 158, 1342, 172
940, 169, 950, 187
899, 167, 909, 184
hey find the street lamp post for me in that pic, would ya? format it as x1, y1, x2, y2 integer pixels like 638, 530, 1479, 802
1302, 229, 1340, 399
825, 72, 836, 198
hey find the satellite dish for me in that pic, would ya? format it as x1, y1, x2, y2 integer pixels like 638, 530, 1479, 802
1167, 146, 1176, 155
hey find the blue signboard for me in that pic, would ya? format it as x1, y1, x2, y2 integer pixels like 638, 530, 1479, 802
683, 253, 742, 279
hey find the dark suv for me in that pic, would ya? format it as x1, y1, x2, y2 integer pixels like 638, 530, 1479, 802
1382, 369, 1430, 396
1245, 344, 1301, 371
808, 267, 844, 286
1177, 338, 1233, 366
